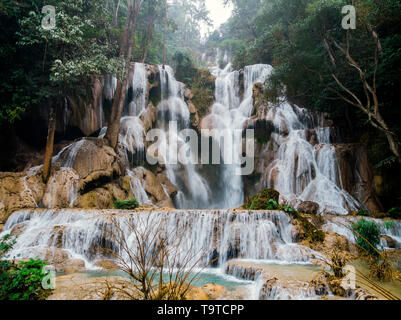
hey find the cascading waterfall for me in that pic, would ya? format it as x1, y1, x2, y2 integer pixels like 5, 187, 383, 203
156, 65, 210, 209
263, 98, 363, 214
1, 209, 323, 267
202, 61, 273, 209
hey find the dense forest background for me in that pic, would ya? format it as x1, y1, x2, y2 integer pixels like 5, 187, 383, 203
0, 0, 400, 208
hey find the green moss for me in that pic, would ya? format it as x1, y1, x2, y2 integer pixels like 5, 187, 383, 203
191, 68, 215, 118
113, 198, 139, 210
245, 188, 280, 209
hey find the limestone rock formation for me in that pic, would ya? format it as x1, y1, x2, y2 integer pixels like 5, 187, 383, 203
335, 144, 383, 213
0, 171, 44, 223
297, 201, 320, 215
54, 137, 126, 193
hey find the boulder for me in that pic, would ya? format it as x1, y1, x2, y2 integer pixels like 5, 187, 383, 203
297, 201, 320, 215
140, 103, 157, 133
187, 101, 200, 127
0, 171, 44, 223
132, 167, 175, 208
381, 235, 396, 249
54, 138, 125, 193
95, 260, 120, 271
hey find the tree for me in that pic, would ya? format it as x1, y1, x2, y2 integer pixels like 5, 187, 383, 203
104, 0, 145, 150
17, 0, 120, 182
105, 215, 204, 300
140, 0, 164, 63
217, 0, 401, 165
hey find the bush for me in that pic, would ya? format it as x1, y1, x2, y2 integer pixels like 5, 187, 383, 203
113, 198, 139, 210
0, 235, 52, 300
388, 207, 401, 219
352, 219, 381, 256
357, 210, 370, 217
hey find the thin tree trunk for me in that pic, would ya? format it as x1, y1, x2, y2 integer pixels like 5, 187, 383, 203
384, 131, 401, 164
114, 0, 121, 27
42, 105, 56, 183
105, 0, 141, 150
141, 22, 153, 63
162, 0, 167, 69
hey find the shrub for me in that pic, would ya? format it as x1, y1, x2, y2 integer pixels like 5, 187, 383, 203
357, 210, 369, 217
388, 207, 401, 219
113, 198, 139, 210
352, 219, 381, 256
0, 235, 52, 300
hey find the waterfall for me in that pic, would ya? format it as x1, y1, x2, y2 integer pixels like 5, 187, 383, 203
156, 65, 210, 209
263, 100, 362, 214
1, 209, 323, 267
203, 59, 273, 209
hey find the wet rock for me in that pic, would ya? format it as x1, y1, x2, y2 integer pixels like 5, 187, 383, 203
334, 144, 382, 213
200, 284, 227, 300
76, 187, 115, 209
42, 168, 79, 208
95, 260, 120, 271
48, 273, 137, 300
0, 171, 44, 223
54, 138, 125, 193
381, 235, 397, 249
184, 88, 194, 100
62, 259, 86, 274
188, 101, 200, 127
140, 103, 157, 133
297, 201, 320, 215
138, 168, 174, 208
10, 222, 27, 237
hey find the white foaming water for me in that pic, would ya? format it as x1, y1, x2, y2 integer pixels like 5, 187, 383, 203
128, 63, 147, 117
104, 74, 117, 101
262, 99, 362, 215
1, 209, 322, 268
204, 61, 273, 209
126, 168, 152, 206
156, 65, 210, 209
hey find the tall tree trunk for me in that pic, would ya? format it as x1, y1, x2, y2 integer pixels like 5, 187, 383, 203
385, 131, 401, 165
105, 0, 141, 150
42, 104, 56, 183
114, 0, 121, 27
162, 0, 167, 69
141, 22, 153, 63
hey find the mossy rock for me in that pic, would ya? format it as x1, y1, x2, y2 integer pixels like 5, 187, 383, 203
245, 188, 280, 210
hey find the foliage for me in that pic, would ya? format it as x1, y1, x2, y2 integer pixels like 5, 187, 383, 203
171, 50, 198, 85
383, 221, 395, 231
388, 207, 401, 219
0, 235, 51, 300
214, 0, 401, 165
352, 219, 381, 256
357, 210, 370, 217
113, 198, 139, 210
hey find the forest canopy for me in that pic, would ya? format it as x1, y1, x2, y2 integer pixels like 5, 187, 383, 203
208, 0, 401, 167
